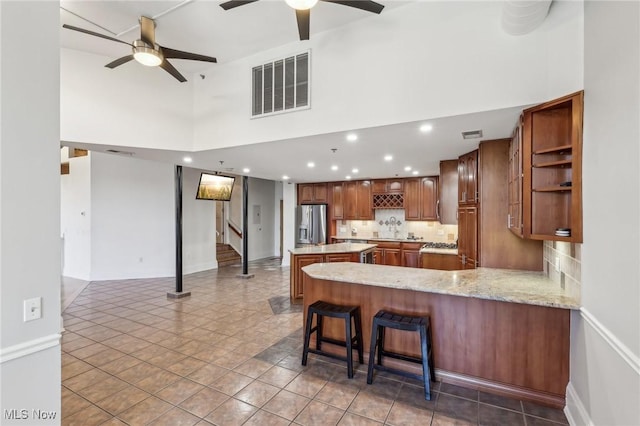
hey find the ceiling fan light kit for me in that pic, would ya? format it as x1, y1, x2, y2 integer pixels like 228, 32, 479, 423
132, 40, 163, 67
285, 0, 319, 10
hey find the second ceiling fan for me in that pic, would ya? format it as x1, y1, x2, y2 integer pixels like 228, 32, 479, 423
219, 0, 385, 40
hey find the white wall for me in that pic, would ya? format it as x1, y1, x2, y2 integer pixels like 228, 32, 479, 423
90, 153, 175, 280
274, 183, 283, 258
247, 177, 277, 260
60, 149, 91, 280
182, 167, 217, 273
193, 1, 583, 151
281, 182, 297, 267
566, 2, 640, 425
60, 48, 194, 151
0, 2, 61, 423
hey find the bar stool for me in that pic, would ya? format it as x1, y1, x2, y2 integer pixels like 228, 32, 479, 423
367, 310, 436, 400
302, 300, 364, 378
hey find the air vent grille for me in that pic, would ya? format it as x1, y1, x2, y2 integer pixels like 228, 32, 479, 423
252, 51, 310, 117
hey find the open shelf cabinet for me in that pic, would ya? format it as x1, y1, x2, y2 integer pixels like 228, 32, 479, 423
522, 91, 583, 242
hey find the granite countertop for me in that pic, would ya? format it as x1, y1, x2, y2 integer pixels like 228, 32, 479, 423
289, 243, 377, 255
302, 262, 580, 310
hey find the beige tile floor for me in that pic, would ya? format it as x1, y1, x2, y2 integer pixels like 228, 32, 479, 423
61, 258, 569, 425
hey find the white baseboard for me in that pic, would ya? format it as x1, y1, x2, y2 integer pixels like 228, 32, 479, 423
0, 334, 61, 364
565, 383, 593, 426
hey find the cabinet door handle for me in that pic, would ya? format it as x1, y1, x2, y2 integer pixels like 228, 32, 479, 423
507, 213, 511, 228
436, 200, 440, 220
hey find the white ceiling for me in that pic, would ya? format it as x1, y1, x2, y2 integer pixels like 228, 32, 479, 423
60, 0, 539, 183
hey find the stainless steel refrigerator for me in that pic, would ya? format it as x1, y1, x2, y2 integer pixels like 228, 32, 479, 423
295, 204, 328, 247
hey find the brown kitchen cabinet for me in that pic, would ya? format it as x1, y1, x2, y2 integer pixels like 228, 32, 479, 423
290, 253, 324, 299
298, 183, 328, 204
325, 253, 358, 262
457, 206, 478, 269
522, 91, 584, 242
508, 118, 524, 237
330, 182, 344, 220
458, 150, 478, 205
344, 180, 373, 220
401, 242, 423, 268
372, 179, 404, 193
420, 252, 461, 270
371, 241, 402, 266
404, 177, 438, 221
438, 160, 458, 225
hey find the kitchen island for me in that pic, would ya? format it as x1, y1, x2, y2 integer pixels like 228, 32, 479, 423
289, 243, 376, 301
301, 262, 580, 407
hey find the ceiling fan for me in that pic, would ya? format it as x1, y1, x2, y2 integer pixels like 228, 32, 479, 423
219, 0, 384, 40
62, 16, 217, 83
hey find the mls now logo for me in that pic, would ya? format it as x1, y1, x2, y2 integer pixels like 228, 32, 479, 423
4, 409, 57, 420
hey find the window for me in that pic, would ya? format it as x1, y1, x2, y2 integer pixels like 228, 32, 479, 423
252, 51, 310, 117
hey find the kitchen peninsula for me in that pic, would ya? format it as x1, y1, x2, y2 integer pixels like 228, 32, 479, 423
301, 262, 580, 408
289, 242, 377, 301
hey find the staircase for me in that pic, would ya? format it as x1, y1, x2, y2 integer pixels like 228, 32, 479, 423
217, 243, 241, 267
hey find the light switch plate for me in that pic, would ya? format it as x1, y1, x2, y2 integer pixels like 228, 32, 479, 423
24, 297, 42, 322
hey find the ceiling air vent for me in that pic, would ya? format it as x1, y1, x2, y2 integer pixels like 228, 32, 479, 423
252, 50, 310, 118
106, 149, 134, 156
461, 129, 483, 140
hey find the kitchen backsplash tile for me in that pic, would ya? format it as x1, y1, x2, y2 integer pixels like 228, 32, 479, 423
335, 209, 458, 242
543, 241, 581, 299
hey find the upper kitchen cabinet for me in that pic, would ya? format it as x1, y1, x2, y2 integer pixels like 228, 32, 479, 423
438, 160, 458, 224
508, 116, 524, 237
458, 150, 478, 205
330, 182, 344, 220
405, 177, 438, 221
298, 183, 328, 204
522, 91, 584, 242
344, 180, 374, 220
372, 179, 404, 209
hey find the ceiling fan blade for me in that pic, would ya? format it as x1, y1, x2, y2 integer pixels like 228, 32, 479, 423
62, 24, 131, 46
320, 0, 384, 14
160, 59, 187, 83
139, 16, 156, 46
220, 0, 259, 10
296, 9, 310, 40
105, 55, 134, 69
161, 46, 217, 63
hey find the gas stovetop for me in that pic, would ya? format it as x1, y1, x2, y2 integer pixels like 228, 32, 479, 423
421, 242, 458, 249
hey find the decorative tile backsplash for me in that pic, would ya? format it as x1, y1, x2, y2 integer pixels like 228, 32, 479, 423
335, 209, 458, 243
543, 240, 581, 300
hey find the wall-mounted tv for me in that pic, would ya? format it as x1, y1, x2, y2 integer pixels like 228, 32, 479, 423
196, 173, 235, 201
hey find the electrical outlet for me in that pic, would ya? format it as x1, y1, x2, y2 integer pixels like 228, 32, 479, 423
24, 297, 42, 322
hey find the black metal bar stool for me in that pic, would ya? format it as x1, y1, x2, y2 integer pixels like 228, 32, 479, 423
302, 300, 364, 378
366, 310, 436, 400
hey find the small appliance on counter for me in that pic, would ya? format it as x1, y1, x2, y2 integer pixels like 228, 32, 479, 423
295, 204, 328, 247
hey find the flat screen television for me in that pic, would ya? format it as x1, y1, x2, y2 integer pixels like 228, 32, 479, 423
196, 173, 235, 201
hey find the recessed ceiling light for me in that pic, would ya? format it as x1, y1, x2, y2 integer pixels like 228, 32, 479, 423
242, 168, 250, 173
384, 155, 393, 161
462, 129, 483, 139
404, 166, 412, 171
307, 162, 315, 168
345, 175, 352, 180
412, 170, 419, 175
352, 168, 359, 174
183, 156, 192, 163
282, 175, 290, 180
346, 133, 358, 142
331, 165, 338, 171
420, 124, 433, 133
